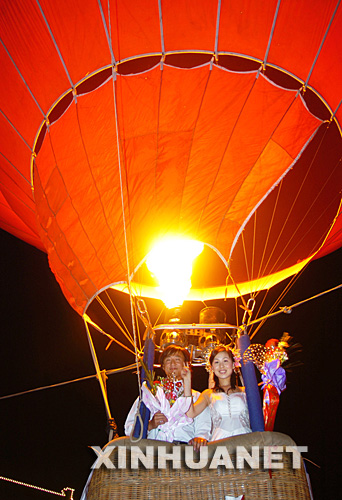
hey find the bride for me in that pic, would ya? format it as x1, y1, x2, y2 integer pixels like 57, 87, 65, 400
182, 345, 251, 450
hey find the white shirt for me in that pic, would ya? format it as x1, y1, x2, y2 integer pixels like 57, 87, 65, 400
125, 389, 211, 443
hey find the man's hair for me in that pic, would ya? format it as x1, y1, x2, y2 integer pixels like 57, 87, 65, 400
159, 345, 190, 366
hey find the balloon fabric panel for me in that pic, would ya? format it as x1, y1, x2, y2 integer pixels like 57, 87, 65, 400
218, 0, 278, 61
0, 0, 341, 313
31, 64, 322, 313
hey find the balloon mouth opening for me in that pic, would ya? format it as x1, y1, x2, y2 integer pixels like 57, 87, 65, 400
106, 248, 313, 309
130, 243, 228, 302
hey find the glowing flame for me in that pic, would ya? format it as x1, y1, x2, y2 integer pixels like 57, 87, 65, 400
146, 238, 204, 308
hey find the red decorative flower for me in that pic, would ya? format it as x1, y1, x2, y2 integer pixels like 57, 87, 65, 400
155, 377, 184, 406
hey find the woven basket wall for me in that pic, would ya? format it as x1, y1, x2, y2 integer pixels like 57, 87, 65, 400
85, 432, 311, 500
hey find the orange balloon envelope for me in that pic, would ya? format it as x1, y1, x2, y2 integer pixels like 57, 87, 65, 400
0, 0, 342, 315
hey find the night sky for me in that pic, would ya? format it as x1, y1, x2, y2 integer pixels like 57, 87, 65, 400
0, 228, 341, 499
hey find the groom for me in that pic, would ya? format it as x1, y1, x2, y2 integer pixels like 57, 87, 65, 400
125, 345, 210, 449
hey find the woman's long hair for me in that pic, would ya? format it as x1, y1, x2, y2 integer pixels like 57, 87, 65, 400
209, 345, 237, 392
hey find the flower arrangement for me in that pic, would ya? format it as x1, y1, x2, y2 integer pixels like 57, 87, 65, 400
242, 333, 290, 373
242, 332, 302, 431
140, 359, 184, 406
153, 376, 184, 406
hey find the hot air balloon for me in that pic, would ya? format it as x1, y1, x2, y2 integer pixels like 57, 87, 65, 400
1, 0, 342, 498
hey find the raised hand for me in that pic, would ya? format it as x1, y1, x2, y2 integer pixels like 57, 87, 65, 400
181, 366, 192, 396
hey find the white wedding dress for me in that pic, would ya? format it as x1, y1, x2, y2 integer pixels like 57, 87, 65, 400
208, 391, 251, 441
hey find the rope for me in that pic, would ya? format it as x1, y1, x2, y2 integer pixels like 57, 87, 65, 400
97, 0, 116, 66
92, 298, 135, 347
96, 0, 145, 399
111, 70, 142, 398
263, 0, 281, 68
0, 364, 138, 401
0, 108, 32, 151
258, 124, 329, 279
0, 475, 74, 498
84, 312, 138, 354
72, 100, 120, 280
104, 289, 132, 337
227, 88, 316, 264
226, 266, 248, 311
36, 0, 74, 89
0, 37, 45, 118
214, 0, 222, 61
248, 283, 342, 331
250, 272, 301, 339
157, 0, 165, 57
304, 0, 341, 90
256, 178, 283, 281
231, 122, 337, 332
84, 319, 113, 427
35, 140, 97, 303
199, 71, 258, 239
248, 132, 342, 338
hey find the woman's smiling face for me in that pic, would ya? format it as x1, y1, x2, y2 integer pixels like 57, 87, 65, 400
211, 350, 233, 380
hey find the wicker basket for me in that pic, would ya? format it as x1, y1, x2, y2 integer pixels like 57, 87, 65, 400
86, 432, 311, 499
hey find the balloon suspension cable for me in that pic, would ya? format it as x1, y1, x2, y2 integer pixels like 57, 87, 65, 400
130, 298, 156, 442
226, 264, 252, 329
136, 298, 155, 341
226, 264, 248, 310
248, 283, 342, 333
251, 269, 301, 338
96, 293, 135, 345
250, 147, 342, 339
0, 363, 138, 401
241, 297, 256, 329
84, 319, 118, 441
112, 72, 142, 397
83, 314, 138, 355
